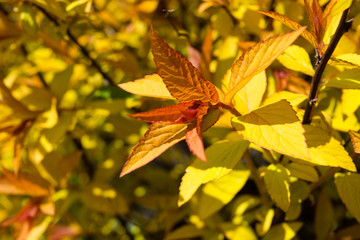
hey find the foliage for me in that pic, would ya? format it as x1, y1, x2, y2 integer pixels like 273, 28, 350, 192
0, 0, 360, 239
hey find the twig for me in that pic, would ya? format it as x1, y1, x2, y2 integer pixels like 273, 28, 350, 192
302, 8, 352, 124
72, 138, 95, 179
244, 150, 271, 207
34, 4, 116, 86
309, 167, 340, 191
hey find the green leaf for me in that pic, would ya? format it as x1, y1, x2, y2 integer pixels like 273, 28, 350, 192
178, 140, 249, 206
263, 222, 303, 240
277, 45, 315, 76
326, 69, 360, 89
286, 163, 319, 182
232, 100, 310, 159
264, 164, 291, 212
198, 161, 250, 219
335, 172, 360, 223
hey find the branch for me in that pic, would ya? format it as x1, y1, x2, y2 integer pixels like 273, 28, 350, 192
302, 8, 352, 124
34, 4, 116, 86
309, 167, 340, 191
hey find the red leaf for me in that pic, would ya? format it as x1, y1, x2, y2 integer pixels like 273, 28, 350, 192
304, 0, 323, 45
186, 123, 207, 162
150, 26, 219, 104
129, 100, 202, 123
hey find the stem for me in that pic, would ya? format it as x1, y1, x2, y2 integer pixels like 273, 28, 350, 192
34, 4, 116, 86
244, 150, 271, 207
310, 167, 340, 191
302, 8, 352, 124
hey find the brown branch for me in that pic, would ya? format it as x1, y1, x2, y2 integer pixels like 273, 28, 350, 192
302, 8, 352, 124
310, 167, 340, 191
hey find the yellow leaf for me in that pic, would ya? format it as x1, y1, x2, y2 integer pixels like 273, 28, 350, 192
36, 97, 58, 129
349, 130, 360, 154
120, 123, 187, 177
264, 164, 291, 211
118, 74, 174, 99
262, 91, 307, 108
178, 140, 249, 206
232, 100, 310, 159
233, 71, 267, 114
199, 161, 250, 219
342, 89, 360, 116
165, 225, 204, 240
335, 172, 360, 223
286, 163, 319, 182
330, 54, 360, 69
326, 69, 360, 89
277, 45, 315, 76
297, 124, 357, 171
263, 222, 303, 240
225, 27, 305, 104
258, 11, 317, 48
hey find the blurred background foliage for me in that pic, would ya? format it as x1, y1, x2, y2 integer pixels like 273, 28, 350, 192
0, 0, 359, 239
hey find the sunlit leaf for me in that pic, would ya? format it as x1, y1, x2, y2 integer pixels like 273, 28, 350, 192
263, 222, 303, 240
225, 28, 305, 103
199, 161, 250, 219
258, 11, 317, 48
118, 74, 174, 99
178, 140, 249, 206
232, 100, 310, 159
335, 172, 360, 222
349, 130, 360, 154
297, 124, 357, 171
186, 123, 206, 161
165, 225, 205, 240
120, 123, 187, 177
150, 26, 219, 103
264, 164, 291, 211
330, 54, 360, 69
326, 69, 360, 89
277, 45, 315, 76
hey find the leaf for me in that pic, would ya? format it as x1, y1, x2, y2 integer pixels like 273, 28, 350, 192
225, 27, 305, 104
200, 28, 213, 82
233, 71, 267, 115
198, 161, 250, 219
178, 140, 249, 206
185, 123, 206, 161
330, 54, 360, 69
118, 74, 174, 99
315, 190, 334, 240
129, 100, 199, 123
258, 11, 317, 48
286, 163, 319, 182
298, 124, 356, 171
0, 171, 50, 196
165, 225, 205, 240
304, 0, 323, 45
263, 222, 303, 240
264, 164, 291, 212
277, 45, 315, 76
349, 130, 360, 154
232, 100, 310, 159
120, 123, 187, 177
150, 26, 219, 103
335, 172, 360, 223
326, 69, 360, 89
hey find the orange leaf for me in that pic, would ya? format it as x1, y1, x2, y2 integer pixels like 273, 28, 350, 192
224, 27, 305, 104
304, 0, 323, 45
349, 130, 360, 154
129, 100, 201, 123
258, 11, 317, 48
0, 170, 50, 196
150, 26, 219, 104
120, 123, 187, 177
200, 28, 213, 82
196, 102, 211, 134
186, 123, 206, 162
